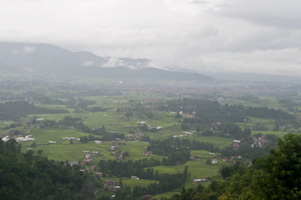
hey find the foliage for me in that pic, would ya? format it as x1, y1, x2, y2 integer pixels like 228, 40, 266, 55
98, 158, 161, 178
112, 168, 187, 200
221, 134, 277, 159
157, 98, 296, 129
216, 123, 251, 138
148, 137, 219, 160
0, 101, 68, 121
168, 133, 301, 200
0, 139, 99, 200
259, 133, 301, 199
59, 116, 125, 140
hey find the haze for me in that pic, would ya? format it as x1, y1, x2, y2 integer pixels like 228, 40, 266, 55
1, 0, 301, 75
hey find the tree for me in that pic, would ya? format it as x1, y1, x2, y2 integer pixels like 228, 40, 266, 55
259, 133, 301, 200
0, 139, 97, 200
183, 166, 188, 178
30, 142, 37, 148
206, 158, 211, 165
37, 149, 43, 157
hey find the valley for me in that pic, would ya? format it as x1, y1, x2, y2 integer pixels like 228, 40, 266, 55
1, 77, 301, 199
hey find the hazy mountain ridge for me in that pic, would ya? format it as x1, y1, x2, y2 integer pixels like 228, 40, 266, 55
205, 72, 301, 83
0, 42, 212, 81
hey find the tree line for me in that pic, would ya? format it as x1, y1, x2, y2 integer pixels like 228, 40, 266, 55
157, 98, 296, 126
0, 101, 68, 121
59, 116, 125, 141
98, 167, 188, 200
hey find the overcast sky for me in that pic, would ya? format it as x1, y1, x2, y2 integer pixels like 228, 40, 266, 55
1, 0, 301, 75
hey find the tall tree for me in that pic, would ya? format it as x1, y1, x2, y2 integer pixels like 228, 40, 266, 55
259, 133, 301, 200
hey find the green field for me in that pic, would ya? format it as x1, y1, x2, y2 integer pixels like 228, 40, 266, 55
123, 178, 160, 188
7, 92, 297, 199
21, 128, 109, 162
235, 116, 299, 137
0, 120, 15, 130
152, 150, 228, 199
20, 128, 163, 163
18, 126, 229, 199
152, 151, 224, 179
190, 135, 233, 149
24, 128, 88, 145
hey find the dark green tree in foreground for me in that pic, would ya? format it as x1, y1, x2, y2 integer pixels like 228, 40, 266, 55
260, 133, 301, 200
0, 138, 99, 200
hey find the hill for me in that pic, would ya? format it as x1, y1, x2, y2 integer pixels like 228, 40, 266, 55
0, 42, 213, 82
0, 139, 98, 200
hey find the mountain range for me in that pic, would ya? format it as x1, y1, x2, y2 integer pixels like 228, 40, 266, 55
0, 42, 212, 82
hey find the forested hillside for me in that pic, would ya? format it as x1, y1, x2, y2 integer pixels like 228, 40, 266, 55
0, 138, 99, 200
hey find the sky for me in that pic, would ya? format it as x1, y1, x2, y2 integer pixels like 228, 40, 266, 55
0, 0, 301, 75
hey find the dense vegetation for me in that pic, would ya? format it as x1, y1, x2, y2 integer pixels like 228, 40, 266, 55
159, 98, 296, 125
168, 133, 301, 200
0, 101, 68, 121
147, 137, 219, 165
118, 170, 187, 199
98, 167, 188, 200
0, 139, 99, 200
221, 134, 277, 159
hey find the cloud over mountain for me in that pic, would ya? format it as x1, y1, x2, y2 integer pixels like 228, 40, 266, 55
0, 0, 300, 76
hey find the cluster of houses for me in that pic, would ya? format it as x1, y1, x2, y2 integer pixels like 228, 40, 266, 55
110, 138, 126, 146
144, 147, 153, 157
137, 121, 163, 132
81, 150, 102, 165
26, 117, 47, 129
232, 136, 269, 150
178, 111, 195, 118
105, 180, 121, 192
190, 156, 200, 161
251, 136, 267, 148
126, 134, 136, 141
67, 150, 103, 172
232, 140, 241, 150
212, 156, 229, 164
108, 139, 127, 160
82, 153, 93, 165
94, 172, 103, 179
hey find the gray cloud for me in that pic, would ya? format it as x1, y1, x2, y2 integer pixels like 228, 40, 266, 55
0, 0, 300, 75
217, 0, 301, 29
22, 45, 36, 54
